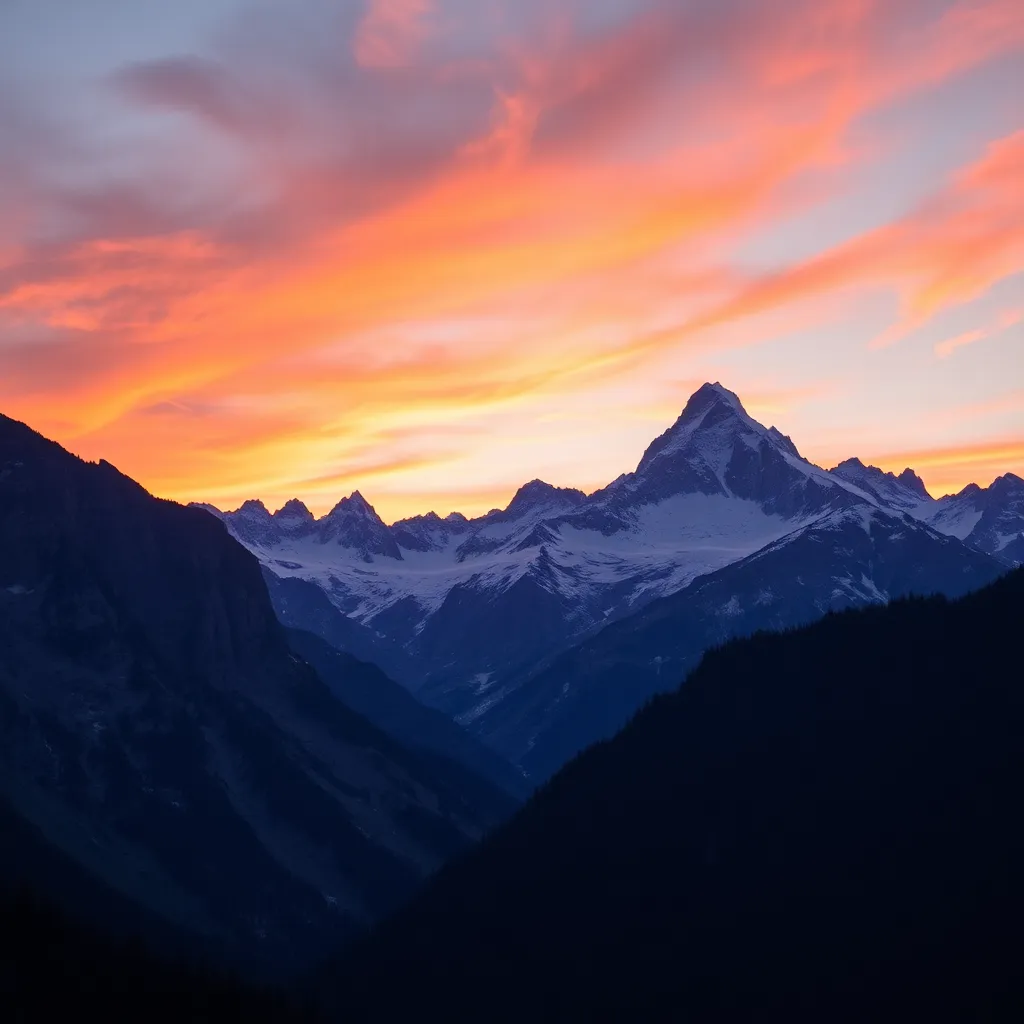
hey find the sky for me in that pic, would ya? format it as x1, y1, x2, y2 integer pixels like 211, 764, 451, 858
0, 0, 1021, 523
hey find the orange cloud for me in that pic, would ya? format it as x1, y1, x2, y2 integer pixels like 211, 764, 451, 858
935, 307, 1022, 358
934, 328, 987, 359
621, 127, 1024, 359
354, 0, 435, 68
863, 439, 1024, 498
1, 0, 1022, 519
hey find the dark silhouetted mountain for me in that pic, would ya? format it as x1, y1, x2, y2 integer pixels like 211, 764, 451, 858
2, 884, 314, 1023
0, 411, 511, 977
284, 628, 530, 800
329, 567, 1024, 1022
260, 566, 418, 686
0, 797, 315, 1020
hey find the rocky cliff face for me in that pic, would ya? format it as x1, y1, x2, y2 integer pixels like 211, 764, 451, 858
0, 413, 512, 974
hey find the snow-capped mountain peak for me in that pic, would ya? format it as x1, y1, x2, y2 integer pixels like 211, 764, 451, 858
830, 458, 933, 512
681, 380, 746, 419
391, 509, 474, 552
923, 472, 1024, 564
315, 491, 403, 561
325, 490, 376, 518
635, 382, 753, 473
989, 472, 1024, 501
897, 467, 930, 499
197, 382, 1020, 725
237, 498, 272, 518
206, 498, 283, 546
600, 382, 856, 519
274, 498, 315, 527
505, 479, 587, 517
766, 425, 800, 458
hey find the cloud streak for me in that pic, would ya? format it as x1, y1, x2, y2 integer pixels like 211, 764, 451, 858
354, 0, 435, 68
0, 0, 1021, 519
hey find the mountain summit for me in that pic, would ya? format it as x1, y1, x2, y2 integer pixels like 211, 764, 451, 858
273, 498, 315, 528
202, 382, 1017, 782
319, 491, 402, 560
606, 381, 851, 516
831, 458, 932, 511
505, 480, 587, 518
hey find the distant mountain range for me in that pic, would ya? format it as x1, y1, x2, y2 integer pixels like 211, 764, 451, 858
203, 383, 1020, 777
330, 567, 1024, 1022
0, 411, 516, 975
2, 388, 1020, 1019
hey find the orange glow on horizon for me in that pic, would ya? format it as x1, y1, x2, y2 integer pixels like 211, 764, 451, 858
860, 440, 1024, 501
0, 0, 1021, 521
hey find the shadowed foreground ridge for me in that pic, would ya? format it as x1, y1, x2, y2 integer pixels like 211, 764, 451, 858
2, 886, 315, 1023
330, 567, 1024, 1021
0, 410, 513, 980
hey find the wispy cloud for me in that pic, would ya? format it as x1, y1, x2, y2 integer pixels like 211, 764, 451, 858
935, 307, 1023, 358
862, 439, 1024, 497
354, 0, 435, 68
0, 0, 1021, 518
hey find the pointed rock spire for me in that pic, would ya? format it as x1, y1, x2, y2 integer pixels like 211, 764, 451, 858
275, 498, 313, 519
637, 383, 754, 474
677, 381, 747, 423
897, 468, 930, 499
506, 479, 587, 517
236, 498, 272, 518
318, 492, 402, 561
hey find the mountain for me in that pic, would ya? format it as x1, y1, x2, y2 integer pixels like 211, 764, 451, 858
3, 884, 309, 1023
596, 381, 854, 516
284, 628, 530, 800
485, 503, 1003, 779
925, 473, 1024, 565
201, 384, 873, 701
830, 457, 932, 512
203, 383, 1015, 779
1, 796, 312, 1020
0, 411, 513, 975
259, 565, 418, 695
329, 567, 1024, 1022
830, 459, 1024, 566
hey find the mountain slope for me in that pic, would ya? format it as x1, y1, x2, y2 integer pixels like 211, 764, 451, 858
203, 384, 870, 707
477, 503, 1003, 779
2, 884, 309, 1023
0, 411, 511, 974
284, 628, 530, 800
205, 382, 1018, 780
831, 459, 1024, 566
330, 567, 1024, 1022
924, 473, 1024, 565
260, 565, 419, 694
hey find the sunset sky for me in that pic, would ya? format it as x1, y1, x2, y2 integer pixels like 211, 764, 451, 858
1, 0, 1021, 522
